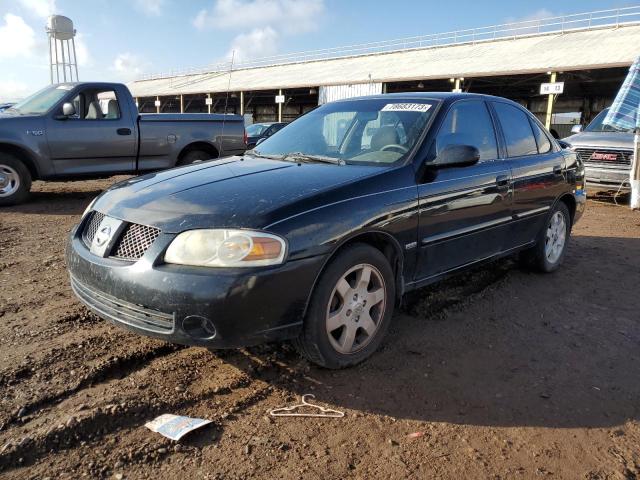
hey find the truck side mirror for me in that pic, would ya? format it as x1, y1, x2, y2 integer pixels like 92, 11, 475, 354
570, 124, 583, 134
63, 102, 76, 116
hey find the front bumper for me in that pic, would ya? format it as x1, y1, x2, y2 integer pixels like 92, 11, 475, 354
584, 165, 631, 190
66, 223, 326, 349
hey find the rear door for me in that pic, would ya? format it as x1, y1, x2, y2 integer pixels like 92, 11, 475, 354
46, 86, 137, 175
490, 101, 566, 248
415, 99, 513, 280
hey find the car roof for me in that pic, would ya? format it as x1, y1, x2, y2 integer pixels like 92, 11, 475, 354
342, 91, 523, 107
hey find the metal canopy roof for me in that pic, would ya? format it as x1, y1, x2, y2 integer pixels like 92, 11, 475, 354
128, 23, 640, 97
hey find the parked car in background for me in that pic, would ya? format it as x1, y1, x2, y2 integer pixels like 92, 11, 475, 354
67, 93, 585, 369
563, 108, 634, 191
245, 122, 287, 149
0, 102, 15, 112
0, 82, 246, 205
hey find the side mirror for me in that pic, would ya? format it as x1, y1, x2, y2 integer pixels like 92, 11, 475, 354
557, 140, 572, 149
433, 144, 480, 168
570, 124, 583, 134
55, 102, 76, 120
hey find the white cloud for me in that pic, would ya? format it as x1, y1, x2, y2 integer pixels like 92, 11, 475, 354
0, 14, 36, 59
111, 52, 150, 82
19, 0, 57, 18
227, 26, 278, 62
134, 0, 166, 16
0, 80, 30, 102
74, 33, 91, 67
193, 0, 324, 34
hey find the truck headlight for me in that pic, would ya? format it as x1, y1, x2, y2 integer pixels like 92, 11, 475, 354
164, 229, 287, 267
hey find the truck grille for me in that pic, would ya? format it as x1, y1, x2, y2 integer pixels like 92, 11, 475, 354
112, 223, 161, 261
575, 148, 633, 168
82, 211, 105, 248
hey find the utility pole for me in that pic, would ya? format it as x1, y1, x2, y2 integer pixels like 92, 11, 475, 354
545, 72, 557, 130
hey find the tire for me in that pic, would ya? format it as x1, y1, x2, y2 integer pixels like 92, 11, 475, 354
179, 149, 216, 165
0, 153, 32, 206
519, 202, 571, 273
294, 244, 396, 369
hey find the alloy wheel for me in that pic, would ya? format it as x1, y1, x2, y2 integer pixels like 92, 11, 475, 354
325, 263, 386, 354
545, 211, 567, 264
0, 164, 20, 198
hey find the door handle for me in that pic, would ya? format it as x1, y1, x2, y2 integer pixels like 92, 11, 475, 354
553, 165, 563, 175
117, 128, 132, 136
496, 175, 510, 187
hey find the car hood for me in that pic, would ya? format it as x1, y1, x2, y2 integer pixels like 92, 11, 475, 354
94, 155, 379, 232
562, 131, 635, 149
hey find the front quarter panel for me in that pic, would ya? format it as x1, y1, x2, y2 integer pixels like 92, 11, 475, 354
0, 116, 50, 177
266, 165, 420, 281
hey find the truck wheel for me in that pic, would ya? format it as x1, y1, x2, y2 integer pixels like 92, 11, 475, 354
180, 150, 216, 165
0, 154, 31, 206
294, 244, 395, 369
519, 202, 571, 273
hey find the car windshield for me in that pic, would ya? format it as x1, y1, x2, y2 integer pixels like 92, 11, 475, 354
584, 108, 633, 133
9, 84, 73, 115
246, 123, 269, 136
252, 98, 438, 166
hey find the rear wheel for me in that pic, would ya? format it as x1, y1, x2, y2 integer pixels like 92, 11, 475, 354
179, 149, 217, 165
520, 202, 571, 273
295, 244, 395, 369
0, 153, 31, 206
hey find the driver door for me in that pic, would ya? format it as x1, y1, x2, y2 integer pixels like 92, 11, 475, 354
46, 87, 137, 175
415, 99, 513, 280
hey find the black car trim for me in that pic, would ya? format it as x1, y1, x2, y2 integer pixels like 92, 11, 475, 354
421, 216, 512, 245
513, 206, 551, 219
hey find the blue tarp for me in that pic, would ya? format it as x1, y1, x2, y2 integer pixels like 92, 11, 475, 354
603, 56, 640, 131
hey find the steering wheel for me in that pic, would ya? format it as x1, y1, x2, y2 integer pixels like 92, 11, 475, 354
380, 144, 409, 153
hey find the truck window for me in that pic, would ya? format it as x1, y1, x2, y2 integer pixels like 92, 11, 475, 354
73, 89, 121, 120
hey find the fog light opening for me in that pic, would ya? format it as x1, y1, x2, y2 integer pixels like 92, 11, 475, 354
182, 315, 216, 340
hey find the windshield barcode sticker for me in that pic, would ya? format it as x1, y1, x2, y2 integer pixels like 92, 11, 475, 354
381, 103, 431, 113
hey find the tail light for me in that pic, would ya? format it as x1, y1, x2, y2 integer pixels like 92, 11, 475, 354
243, 129, 248, 146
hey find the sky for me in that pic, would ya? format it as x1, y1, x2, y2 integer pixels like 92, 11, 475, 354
0, 0, 634, 101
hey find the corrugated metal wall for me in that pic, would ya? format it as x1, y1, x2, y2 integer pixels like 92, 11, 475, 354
318, 83, 383, 104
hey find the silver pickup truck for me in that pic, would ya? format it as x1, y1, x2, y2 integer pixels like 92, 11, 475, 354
563, 108, 634, 192
0, 82, 246, 205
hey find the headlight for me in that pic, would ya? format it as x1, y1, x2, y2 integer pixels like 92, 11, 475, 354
82, 197, 98, 218
164, 229, 287, 267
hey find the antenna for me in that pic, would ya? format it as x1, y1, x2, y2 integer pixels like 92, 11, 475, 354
46, 15, 79, 83
219, 50, 235, 157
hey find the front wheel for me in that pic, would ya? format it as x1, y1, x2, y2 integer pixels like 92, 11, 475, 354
0, 154, 32, 206
179, 149, 217, 165
295, 244, 395, 369
520, 202, 571, 273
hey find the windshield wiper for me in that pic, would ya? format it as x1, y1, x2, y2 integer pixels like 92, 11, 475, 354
244, 151, 285, 160
282, 152, 345, 165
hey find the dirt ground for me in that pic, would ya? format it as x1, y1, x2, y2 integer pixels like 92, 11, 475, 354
0, 179, 639, 480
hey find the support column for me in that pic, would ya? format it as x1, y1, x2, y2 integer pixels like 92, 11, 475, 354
545, 72, 557, 130
240, 91, 244, 116
156, 96, 160, 114
207, 94, 211, 114
180, 94, 184, 113
278, 89, 282, 122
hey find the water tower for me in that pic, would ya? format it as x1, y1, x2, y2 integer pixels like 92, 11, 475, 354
46, 15, 79, 83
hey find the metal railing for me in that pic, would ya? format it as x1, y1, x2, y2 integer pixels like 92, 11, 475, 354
138, 6, 640, 82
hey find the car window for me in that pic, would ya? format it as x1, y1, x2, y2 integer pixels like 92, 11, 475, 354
255, 98, 438, 166
435, 100, 498, 161
493, 102, 538, 157
529, 119, 552, 154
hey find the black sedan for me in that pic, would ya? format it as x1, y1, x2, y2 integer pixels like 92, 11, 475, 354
66, 93, 585, 368
245, 122, 287, 149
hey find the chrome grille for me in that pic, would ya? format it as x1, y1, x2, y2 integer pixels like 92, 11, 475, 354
575, 148, 633, 168
112, 223, 161, 260
82, 211, 105, 247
